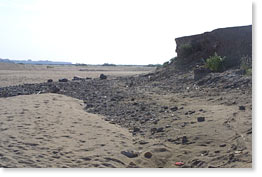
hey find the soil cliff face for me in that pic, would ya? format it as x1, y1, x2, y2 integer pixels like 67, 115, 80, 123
175, 25, 252, 68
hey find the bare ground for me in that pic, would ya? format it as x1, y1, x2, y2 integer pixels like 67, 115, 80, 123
0, 63, 252, 168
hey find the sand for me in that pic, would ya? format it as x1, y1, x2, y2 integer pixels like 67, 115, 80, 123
0, 63, 154, 87
0, 93, 165, 168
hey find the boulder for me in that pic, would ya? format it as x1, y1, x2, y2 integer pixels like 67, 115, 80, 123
100, 74, 107, 80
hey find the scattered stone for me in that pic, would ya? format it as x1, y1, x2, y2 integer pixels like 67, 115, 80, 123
191, 159, 205, 167
182, 136, 188, 144
162, 106, 169, 110
47, 79, 53, 83
100, 74, 107, 80
50, 86, 60, 93
139, 140, 149, 145
197, 117, 205, 122
72, 76, 85, 81
185, 110, 195, 115
239, 106, 245, 110
133, 127, 140, 132
193, 67, 210, 81
157, 127, 164, 133
144, 152, 152, 158
127, 162, 139, 168
121, 151, 138, 158
165, 125, 171, 128
170, 106, 178, 112
58, 78, 68, 82
219, 144, 227, 147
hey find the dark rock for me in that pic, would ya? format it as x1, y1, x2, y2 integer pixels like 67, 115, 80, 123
59, 78, 68, 82
190, 159, 205, 167
162, 106, 168, 110
150, 128, 157, 135
185, 110, 195, 115
133, 127, 140, 132
127, 162, 139, 168
239, 106, 245, 110
47, 79, 53, 83
72, 76, 85, 81
121, 151, 138, 158
50, 86, 60, 93
197, 117, 205, 122
139, 140, 149, 145
86, 77, 92, 80
193, 67, 210, 80
100, 74, 107, 80
157, 127, 164, 133
219, 144, 227, 147
170, 106, 178, 112
144, 152, 152, 158
182, 136, 188, 144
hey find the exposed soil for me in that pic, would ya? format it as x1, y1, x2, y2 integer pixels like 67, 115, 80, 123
0, 66, 252, 168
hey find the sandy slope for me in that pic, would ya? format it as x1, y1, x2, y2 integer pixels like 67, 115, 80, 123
0, 93, 169, 168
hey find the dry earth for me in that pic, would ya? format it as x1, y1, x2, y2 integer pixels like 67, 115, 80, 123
0, 63, 252, 168
0, 63, 154, 87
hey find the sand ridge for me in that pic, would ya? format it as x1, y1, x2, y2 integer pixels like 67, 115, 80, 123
0, 93, 169, 168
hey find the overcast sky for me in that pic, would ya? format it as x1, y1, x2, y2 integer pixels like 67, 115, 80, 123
0, 0, 252, 65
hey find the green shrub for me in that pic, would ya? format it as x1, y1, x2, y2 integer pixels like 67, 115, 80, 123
205, 53, 225, 72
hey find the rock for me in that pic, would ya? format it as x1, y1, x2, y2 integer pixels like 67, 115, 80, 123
86, 77, 92, 80
193, 67, 210, 80
50, 86, 60, 93
139, 140, 149, 145
47, 79, 53, 83
185, 110, 195, 115
127, 162, 139, 168
190, 159, 205, 167
133, 127, 140, 132
100, 74, 107, 80
182, 136, 188, 144
59, 78, 68, 82
239, 106, 245, 110
72, 76, 85, 81
197, 117, 205, 122
157, 127, 164, 132
170, 106, 178, 112
144, 152, 152, 158
219, 144, 227, 147
165, 125, 171, 128
162, 106, 168, 110
121, 151, 138, 158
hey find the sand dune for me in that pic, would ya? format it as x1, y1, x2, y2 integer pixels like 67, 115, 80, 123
0, 93, 161, 168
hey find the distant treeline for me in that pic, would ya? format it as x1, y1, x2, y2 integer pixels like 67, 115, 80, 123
0, 58, 72, 65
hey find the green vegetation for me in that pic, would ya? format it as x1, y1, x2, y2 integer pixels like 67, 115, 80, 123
146, 64, 161, 67
240, 56, 252, 75
102, 63, 116, 66
46, 66, 54, 69
205, 52, 225, 72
